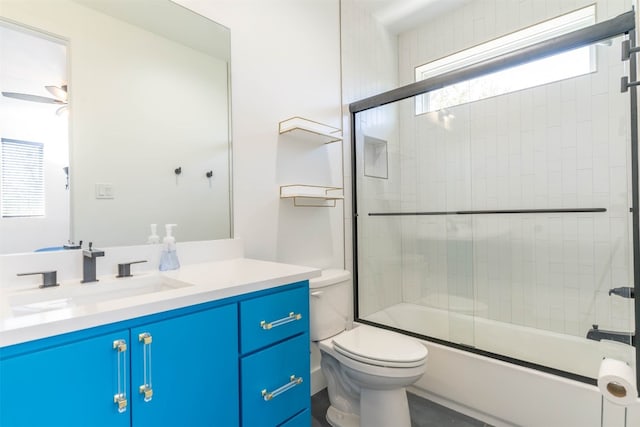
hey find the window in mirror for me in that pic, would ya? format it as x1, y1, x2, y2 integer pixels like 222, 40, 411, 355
415, 5, 596, 114
1, 138, 44, 217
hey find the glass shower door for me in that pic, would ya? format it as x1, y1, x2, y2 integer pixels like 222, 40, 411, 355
354, 32, 636, 382
355, 97, 478, 348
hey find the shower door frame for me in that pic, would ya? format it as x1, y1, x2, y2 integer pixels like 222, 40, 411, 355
349, 10, 640, 392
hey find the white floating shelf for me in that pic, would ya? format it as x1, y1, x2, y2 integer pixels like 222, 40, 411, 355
278, 117, 342, 144
280, 185, 344, 207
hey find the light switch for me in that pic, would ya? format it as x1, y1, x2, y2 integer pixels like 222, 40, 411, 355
95, 183, 114, 199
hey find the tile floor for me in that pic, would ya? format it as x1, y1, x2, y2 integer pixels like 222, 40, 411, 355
311, 388, 492, 427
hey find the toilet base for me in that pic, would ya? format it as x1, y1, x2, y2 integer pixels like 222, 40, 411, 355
326, 405, 359, 427
325, 387, 411, 427
360, 387, 411, 427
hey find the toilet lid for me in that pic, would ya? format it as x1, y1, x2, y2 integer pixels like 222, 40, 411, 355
332, 325, 427, 368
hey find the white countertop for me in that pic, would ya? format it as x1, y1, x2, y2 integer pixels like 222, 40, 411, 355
0, 258, 320, 348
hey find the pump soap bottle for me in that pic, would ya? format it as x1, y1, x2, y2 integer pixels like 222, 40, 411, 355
147, 224, 160, 244
159, 224, 180, 271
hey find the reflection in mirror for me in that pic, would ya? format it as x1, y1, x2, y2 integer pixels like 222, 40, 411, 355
0, 22, 69, 254
0, 0, 232, 254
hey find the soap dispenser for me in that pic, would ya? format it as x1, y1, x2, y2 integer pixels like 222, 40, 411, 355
147, 224, 160, 244
159, 224, 180, 271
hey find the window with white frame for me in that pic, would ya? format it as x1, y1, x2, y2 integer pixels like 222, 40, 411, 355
415, 5, 597, 115
1, 138, 45, 217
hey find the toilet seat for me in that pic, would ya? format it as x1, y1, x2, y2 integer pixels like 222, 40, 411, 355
332, 325, 427, 368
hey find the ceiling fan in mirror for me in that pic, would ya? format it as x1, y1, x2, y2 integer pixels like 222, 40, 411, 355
1, 84, 68, 115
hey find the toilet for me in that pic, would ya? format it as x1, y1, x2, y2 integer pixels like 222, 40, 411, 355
310, 269, 428, 427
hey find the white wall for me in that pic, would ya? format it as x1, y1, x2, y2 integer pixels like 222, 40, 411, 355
341, 0, 400, 316
176, 0, 343, 395
177, 0, 343, 268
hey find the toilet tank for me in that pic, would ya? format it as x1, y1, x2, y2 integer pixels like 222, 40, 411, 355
309, 269, 352, 341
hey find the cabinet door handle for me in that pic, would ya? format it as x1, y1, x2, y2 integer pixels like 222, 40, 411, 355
260, 312, 302, 330
138, 332, 153, 402
112, 339, 128, 413
261, 375, 303, 401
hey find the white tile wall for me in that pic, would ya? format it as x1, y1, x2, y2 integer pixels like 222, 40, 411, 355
354, 0, 636, 371
341, 0, 401, 315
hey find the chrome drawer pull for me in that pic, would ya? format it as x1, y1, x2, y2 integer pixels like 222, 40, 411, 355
261, 375, 303, 401
260, 312, 302, 330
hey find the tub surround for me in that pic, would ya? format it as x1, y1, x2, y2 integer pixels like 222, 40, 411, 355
0, 239, 321, 347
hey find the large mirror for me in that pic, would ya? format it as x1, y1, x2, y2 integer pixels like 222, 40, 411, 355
0, 0, 231, 254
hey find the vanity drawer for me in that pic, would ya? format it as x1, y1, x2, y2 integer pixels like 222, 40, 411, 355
279, 408, 310, 427
240, 333, 310, 427
239, 284, 309, 354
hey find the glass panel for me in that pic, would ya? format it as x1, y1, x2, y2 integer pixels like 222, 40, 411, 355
355, 35, 635, 381
356, 96, 477, 346
355, 102, 404, 320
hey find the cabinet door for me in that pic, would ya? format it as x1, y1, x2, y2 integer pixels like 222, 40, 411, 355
0, 330, 131, 427
131, 304, 239, 427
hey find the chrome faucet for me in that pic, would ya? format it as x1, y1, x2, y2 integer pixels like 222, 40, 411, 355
608, 286, 635, 298
586, 324, 635, 346
82, 242, 104, 283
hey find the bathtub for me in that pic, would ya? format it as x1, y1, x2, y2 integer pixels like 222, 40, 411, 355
364, 301, 633, 380
361, 302, 639, 426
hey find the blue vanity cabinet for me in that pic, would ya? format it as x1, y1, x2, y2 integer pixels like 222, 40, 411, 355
0, 304, 238, 427
239, 284, 311, 426
0, 281, 310, 427
130, 304, 239, 427
280, 408, 311, 427
0, 330, 131, 427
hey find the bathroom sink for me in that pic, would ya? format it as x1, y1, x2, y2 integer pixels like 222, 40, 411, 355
8, 274, 192, 316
